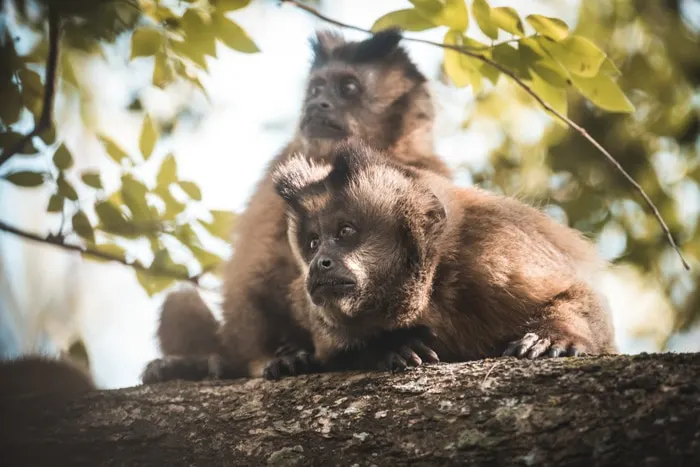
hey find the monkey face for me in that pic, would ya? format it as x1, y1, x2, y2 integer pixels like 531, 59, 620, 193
300, 29, 429, 150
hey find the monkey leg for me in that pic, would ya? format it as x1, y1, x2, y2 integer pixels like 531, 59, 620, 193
141, 354, 230, 384
502, 282, 605, 360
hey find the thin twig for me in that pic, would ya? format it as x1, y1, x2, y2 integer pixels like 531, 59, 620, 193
0, 6, 61, 168
0, 218, 210, 288
281, 0, 690, 271
481, 361, 499, 388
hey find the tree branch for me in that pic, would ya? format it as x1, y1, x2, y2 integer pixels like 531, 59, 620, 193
281, 0, 691, 272
0, 6, 61, 168
0, 218, 210, 288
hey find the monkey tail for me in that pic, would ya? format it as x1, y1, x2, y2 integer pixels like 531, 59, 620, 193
157, 287, 222, 356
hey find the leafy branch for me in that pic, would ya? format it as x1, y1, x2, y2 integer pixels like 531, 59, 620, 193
281, 0, 690, 271
0, 218, 212, 288
0, 6, 60, 168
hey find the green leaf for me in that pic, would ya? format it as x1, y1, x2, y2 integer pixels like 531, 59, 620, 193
599, 57, 622, 77
60, 53, 78, 87
90, 242, 127, 264
171, 39, 209, 71
190, 244, 224, 270
179, 181, 202, 201
152, 50, 174, 88
492, 43, 529, 78
95, 201, 132, 234
490, 7, 524, 36
130, 28, 163, 60
81, 171, 102, 189
569, 73, 635, 113
215, 0, 252, 13
139, 113, 158, 160
371, 9, 436, 33
154, 184, 186, 221
524, 70, 568, 123
72, 210, 95, 242
57, 175, 78, 200
525, 14, 569, 42
214, 15, 259, 53
443, 30, 483, 92
47, 194, 64, 212
472, 0, 498, 40
151, 248, 190, 278
200, 209, 235, 240
539, 35, 606, 78
2, 171, 45, 187
98, 135, 129, 165
441, 0, 469, 32
0, 131, 35, 154
181, 9, 218, 58
121, 174, 153, 223
135, 270, 176, 297
52, 143, 73, 170
157, 153, 178, 187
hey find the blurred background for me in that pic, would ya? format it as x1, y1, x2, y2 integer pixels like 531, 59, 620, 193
1, 0, 699, 389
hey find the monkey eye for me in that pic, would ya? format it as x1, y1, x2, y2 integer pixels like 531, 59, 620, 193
337, 224, 356, 238
309, 237, 320, 251
338, 77, 361, 98
309, 84, 322, 98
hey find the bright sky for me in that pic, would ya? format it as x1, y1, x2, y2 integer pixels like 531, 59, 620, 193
0, 0, 697, 389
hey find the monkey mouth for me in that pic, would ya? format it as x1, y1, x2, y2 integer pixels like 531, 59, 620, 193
302, 115, 347, 138
308, 277, 356, 299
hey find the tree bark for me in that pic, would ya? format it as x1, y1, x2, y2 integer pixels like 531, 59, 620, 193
1, 353, 699, 466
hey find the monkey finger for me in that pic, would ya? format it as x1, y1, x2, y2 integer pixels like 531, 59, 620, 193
409, 340, 440, 364
547, 344, 567, 358
383, 352, 408, 372
525, 338, 551, 360
262, 362, 283, 380
398, 345, 422, 367
566, 345, 587, 357
503, 333, 539, 358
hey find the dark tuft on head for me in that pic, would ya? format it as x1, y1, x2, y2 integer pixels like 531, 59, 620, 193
325, 141, 374, 190
272, 155, 330, 206
309, 28, 425, 83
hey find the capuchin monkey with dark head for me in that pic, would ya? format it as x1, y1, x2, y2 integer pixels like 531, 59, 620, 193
141, 28, 452, 383
267, 142, 617, 375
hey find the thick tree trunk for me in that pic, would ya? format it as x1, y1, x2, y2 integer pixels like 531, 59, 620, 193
1, 353, 699, 466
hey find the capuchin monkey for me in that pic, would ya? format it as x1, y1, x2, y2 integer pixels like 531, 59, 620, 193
141, 28, 452, 384
0, 355, 95, 399
267, 142, 617, 376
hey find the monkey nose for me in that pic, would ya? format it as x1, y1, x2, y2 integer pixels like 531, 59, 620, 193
319, 257, 333, 270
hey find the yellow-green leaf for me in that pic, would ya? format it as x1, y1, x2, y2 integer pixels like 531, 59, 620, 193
151, 249, 190, 278
135, 270, 176, 297
200, 209, 235, 240
599, 57, 622, 77
157, 153, 178, 187
121, 175, 152, 223
47, 194, 64, 212
130, 28, 163, 60
60, 53, 78, 87
57, 176, 78, 200
98, 135, 129, 165
216, 0, 252, 13
5, 171, 45, 187
139, 113, 158, 160
371, 9, 436, 33
154, 184, 186, 221
492, 43, 529, 78
539, 35, 606, 78
52, 143, 73, 170
90, 242, 127, 263
214, 15, 259, 53
171, 39, 209, 71
72, 210, 95, 242
152, 50, 174, 89
441, 0, 469, 32
569, 73, 635, 113
190, 244, 224, 270
179, 181, 202, 201
525, 14, 569, 42
526, 69, 568, 120
181, 9, 217, 58
95, 201, 131, 234
490, 7, 524, 36
472, 0, 498, 40
81, 171, 102, 189
443, 30, 483, 92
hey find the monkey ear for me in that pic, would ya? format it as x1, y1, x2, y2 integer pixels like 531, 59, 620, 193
326, 142, 374, 190
310, 30, 345, 65
354, 28, 403, 62
272, 154, 331, 208
420, 190, 447, 242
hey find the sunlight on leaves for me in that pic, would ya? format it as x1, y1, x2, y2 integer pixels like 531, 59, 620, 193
72, 210, 95, 242
569, 72, 635, 113
157, 153, 178, 187
371, 9, 436, 33
139, 113, 158, 160
525, 14, 569, 42
52, 143, 73, 170
539, 35, 606, 78
178, 181, 202, 201
3, 171, 45, 187
214, 15, 260, 53
136, 270, 176, 297
81, 171, 102, 189
57, 176, 78, 200
130, 28, 163, 60
200, 209, 235, 240
47, 194, 64, 212
98, 135, 129, 165
443, 30, 483, 92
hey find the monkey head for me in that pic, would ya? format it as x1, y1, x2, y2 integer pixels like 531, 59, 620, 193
299, 28, 434, 156
272, 141, 446, 338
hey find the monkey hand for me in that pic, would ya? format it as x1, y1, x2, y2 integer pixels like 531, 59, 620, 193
502, 331, 591, 360
263, 344, 320, 380
376, 325, 440, 372
141, 354, 225, 384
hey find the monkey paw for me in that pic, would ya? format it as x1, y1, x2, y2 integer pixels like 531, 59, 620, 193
502, 332, 588, 360
378, 326, 440, 372
263, 350, 319, 380
141, 355, 224, 384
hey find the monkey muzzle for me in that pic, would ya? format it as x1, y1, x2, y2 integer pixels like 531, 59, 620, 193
307, 255, 356, 305
301, 110, 348, 139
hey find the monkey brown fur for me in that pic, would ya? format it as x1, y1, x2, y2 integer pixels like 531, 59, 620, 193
0, 355, 95, 399
142, 28, 452, 383
270, 142, 617, 374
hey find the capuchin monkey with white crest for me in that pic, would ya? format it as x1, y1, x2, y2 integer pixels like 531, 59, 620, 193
268, 142, 617, 376
141, 28, 452, 383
